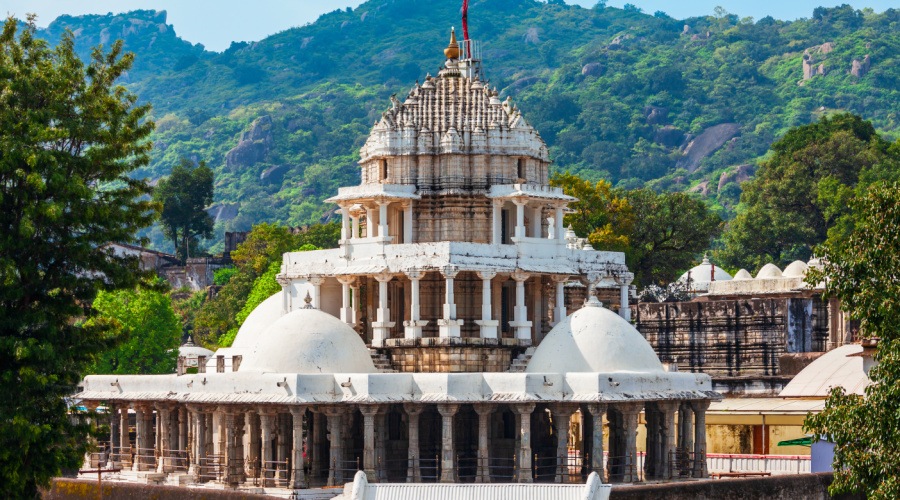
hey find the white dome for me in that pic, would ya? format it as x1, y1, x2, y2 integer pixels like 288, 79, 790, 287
678, 255, 732, 284
779, 344, 872, 398
783, 260, 809, 277
526, 299, 664, 373
232, 292, 283, 349
178, 343, 214, 358
756, 263, 783, 279
733, 269, 753, 280
239, 308, 376, 374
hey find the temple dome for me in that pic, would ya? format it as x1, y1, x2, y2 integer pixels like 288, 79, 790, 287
783, 260, 810, 277
756, 263, 783, 279
231, 292, 283, 349
779, 344, 872, 398
239, 307, 376, 374
526, 298, 664, 373
733, 269, 753, 280
678, 255, 732, 285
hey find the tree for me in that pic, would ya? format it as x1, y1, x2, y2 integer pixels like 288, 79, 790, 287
0, 18, 156, 497
88, 283, 181, 374
550, 172, 633, 251
625, 189, 722, 287
803, 181, 900, 500
717, 114, 900, 271
154, 157, 215, 263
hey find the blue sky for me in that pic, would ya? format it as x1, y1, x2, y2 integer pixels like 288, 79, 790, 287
4, 0, 895, 52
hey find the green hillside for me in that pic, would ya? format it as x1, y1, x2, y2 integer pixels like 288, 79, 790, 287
30, 1, 900, 253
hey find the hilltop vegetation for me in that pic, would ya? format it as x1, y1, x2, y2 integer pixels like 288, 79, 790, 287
30, 1, 900, 253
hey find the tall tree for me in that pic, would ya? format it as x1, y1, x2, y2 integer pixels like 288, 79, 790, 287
0, 18, 156, 497
550, 172, 633, 251
154, 157, 214, 263
804, 181, 900, 500
717, 114, 900, 271
88, 283, 181, 375
625, 189, 722, 287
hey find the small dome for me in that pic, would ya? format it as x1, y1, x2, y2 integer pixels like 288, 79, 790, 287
783, 260, 809, 277
239, 308, 376, 374
779, 344, 872, 397
678, 255, 733, 285
733, 269, 753, 280
231, 292, 283, 349
526, 298, 664, 373
756, 263, 783, 279
178, 342, 214, 358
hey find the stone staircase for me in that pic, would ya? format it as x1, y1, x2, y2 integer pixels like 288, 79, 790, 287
369, 350, 397, 373
507, 347, 536, 372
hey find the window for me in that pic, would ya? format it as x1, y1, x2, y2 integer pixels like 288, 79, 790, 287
517, 158, 525, 181
380, 159, 388, 181
501, 285, 509, 334
501, 208, 510, 244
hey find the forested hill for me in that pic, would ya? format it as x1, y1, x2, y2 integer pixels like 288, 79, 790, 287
30, 1, 900, 253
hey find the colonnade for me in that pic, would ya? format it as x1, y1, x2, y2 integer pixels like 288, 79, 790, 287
97, 399, 710, 488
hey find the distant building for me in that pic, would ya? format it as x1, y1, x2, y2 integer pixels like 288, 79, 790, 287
105, 242, 229, 292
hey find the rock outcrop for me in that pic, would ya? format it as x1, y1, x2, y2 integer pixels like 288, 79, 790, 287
523, 27, 541, 45
851, 55, 871, 77
643, 106, 668, 125
581, 63, 603, 77
260, 164, 290, 185
802, 43, 834, 80
226, 115, 274, 169
675, 123, 741, 173
653, 126, 684, 147
686, 180, 710, 196
717, 163, 756, 192
206, 203, 240, 224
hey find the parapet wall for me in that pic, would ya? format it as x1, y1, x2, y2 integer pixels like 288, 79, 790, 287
42, 479, 276, 500
608, 472, 862, 500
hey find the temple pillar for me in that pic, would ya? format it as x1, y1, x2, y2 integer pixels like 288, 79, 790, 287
678, 402, 694, 472
550, 404, 577, 483
513, 199, 526, 239
473, 404, 493, 483
259, 410, 276, 484
311, 411, 324, 482
351, 214, 360, 240
620, 403, 642, 483
337, 276, 355, 325
530, 205, 541, 238
351, 284, 360, 326
692, 400, 709, 478
551, 275, 568, 326
492, 200, 502, 245
178, 407, 188, 457
245, 409, 260, 479
290, 406, 308, 489
513, 403, 535, 483
360, 405, 379, 481
510, 270, 532, 343
224, 410, 240, 484
156, 405, 171, 473
657, 402, 678, 480
308, 275, 325, 310
377, 200, 390, 238
372, 272, 395, 347
585, 404, 607, 481
438, 265, 463, 338
324, 408, 344, 486
619, 282, 631, 321
366, 207, 376, 238
404, 270, 428, 339
403, 202, 414, 243
437, 404, 459, 483
475, 271, 499, 339
403, 404, 423, 483
375, 410, 388, 482
340, 205, 350, 241
119, 406, 130, 469
108, 404, 120, 468
554, 206, 564, 241
187, 406, 204, 480
132, 405, 145, 471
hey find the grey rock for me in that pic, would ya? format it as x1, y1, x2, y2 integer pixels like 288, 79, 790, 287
206, 203, 240, 224
653, 126, 684, 147
581, 63, 603, 77
644, 106, 669, 125
686, 180, 710, 196
675, 123, 741, 173
683, 25, 693, 35
225, 115, 274, 169
523, 27, 541, 45
851, 55, 870, 77
260, 165, 290, 185
717, 164, 756, 192
153, 140, 168, 151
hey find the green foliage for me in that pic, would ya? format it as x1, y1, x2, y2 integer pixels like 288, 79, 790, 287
717, 114, 900, 271
0, 17, 156, 497
803, 181, 900, 500
153, 157, 215, 263
625, 189, 723, 287
550, 171, 633, 251
171, 289, 206, 334
213, 267, 239, 286
88, 283, 181, 374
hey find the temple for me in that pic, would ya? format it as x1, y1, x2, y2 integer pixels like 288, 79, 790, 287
75, 29, 721, 496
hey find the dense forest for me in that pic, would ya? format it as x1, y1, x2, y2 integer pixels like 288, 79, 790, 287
29, 1, 900, 253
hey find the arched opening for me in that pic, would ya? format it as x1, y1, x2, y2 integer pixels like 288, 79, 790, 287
517, 158, 525, 181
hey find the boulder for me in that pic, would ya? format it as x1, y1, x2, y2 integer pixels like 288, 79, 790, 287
260, 164, 290, 185
851, 55, 871, 77
683, 25, 693, 35
523, 27, 541, 45
225, 115, 274, 169
581, 63, 603, 77
675, 123, 741, 173
686, 180, 710, 196
643, 106, 669, 125
717, 164, 756, 192
653, 126, 684, 147
206, 203, 240, 224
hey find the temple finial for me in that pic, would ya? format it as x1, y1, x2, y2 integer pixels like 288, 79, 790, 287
303, 291, 315, 309
444, 27, 460, 59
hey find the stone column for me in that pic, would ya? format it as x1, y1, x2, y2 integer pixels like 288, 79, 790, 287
337, 276, 355, 325
510, 270, 533, 342
290, 406, 308, 489
377, 200, 390, 238
308, 275, 325, 310
551, 275, 568, 326
372, 272, 395, 347
620, 403, 642, 483
324, 407, 344, 486
375, 411, 388, 482
156, 406, 171, 473
108, 404, 120, 468
311, 411, 324, 482
187, 406, 204, 479
360, 405, 379, 481
619, 282, 631, 322
366, 207, 376, 238
530, 206, 541, 238
351, 284, 360, 326
224, 410, 238, 484
585, 404, 607, 480
132, 405, 144, 471
513, 199, 526, 239
437, 404, 459, 483
120, 406, 131, 468
179, 407, 188, 457
554, 206, 564, 241
550, 404, 577, 483
438, 265, 463, 338
475, 271, 499, 339
403, 404, 423, 483
657, 402, 678, 480
473, 404, 494, 483
245, 409, 260, 479
513, 403, 536, 483
492, 200, 502, 245
259, 410, 276, 484
678, 402, 694, 467
340, 205, 350, 241
692, 400, 710, 478
403, 202, 414, 243
404, 270, 428, 339
351, 213, 360, 240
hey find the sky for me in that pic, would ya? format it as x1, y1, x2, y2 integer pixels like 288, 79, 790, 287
3, 0, 895, 52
